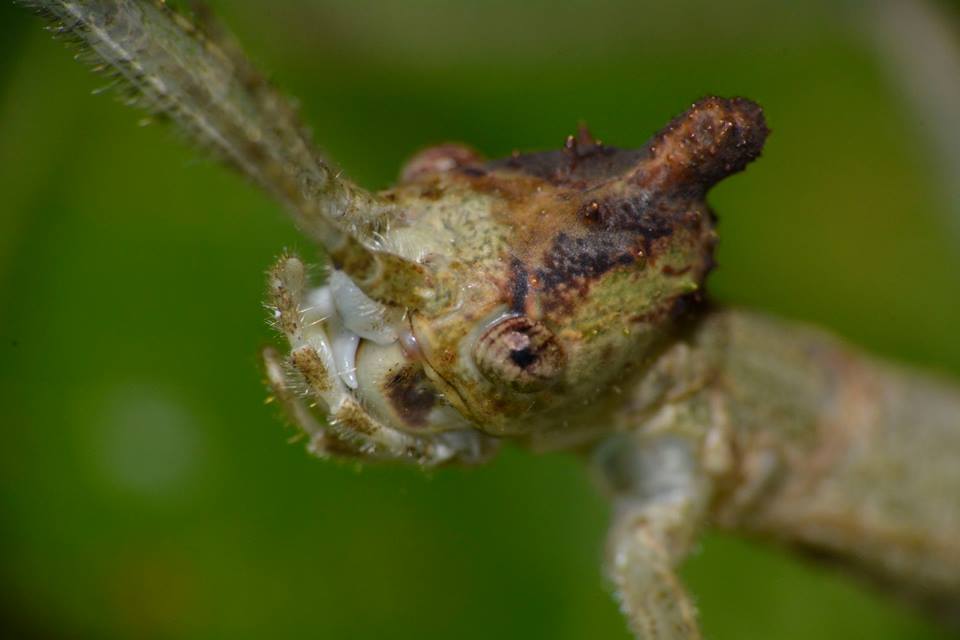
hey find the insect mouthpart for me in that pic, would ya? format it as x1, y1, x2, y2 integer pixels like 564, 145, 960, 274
268, 255, 405, 402
306, 269, 401, 389
266, 254, 495, 464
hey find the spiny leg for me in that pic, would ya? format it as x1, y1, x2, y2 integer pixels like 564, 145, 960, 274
594, 431, 712, 640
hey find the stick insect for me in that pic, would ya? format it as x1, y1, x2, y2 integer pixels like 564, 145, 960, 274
16, 1, 960, 638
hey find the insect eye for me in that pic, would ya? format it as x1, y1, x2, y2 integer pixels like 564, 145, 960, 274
473, 316, 566, 392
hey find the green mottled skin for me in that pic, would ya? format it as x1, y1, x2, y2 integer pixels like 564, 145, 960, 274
24, 1, 960, 637
382, 116, 727, 437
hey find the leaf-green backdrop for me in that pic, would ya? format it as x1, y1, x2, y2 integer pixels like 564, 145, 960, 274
1, 1, 958, 638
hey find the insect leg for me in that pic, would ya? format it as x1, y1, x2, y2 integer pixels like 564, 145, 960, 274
595, 431, 712, 640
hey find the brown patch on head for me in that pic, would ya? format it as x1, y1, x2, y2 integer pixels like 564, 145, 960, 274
536, 99, 761, 308
530, 194, 706, 312
485, 144, 647, 186
534, 231, 643, 311
507, 256, 530, 313
385, 365, 438, 428
445, 97, 764, 317
579, 196, 681, 238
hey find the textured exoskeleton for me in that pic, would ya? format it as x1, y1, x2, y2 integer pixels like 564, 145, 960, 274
23, 1, 960, 638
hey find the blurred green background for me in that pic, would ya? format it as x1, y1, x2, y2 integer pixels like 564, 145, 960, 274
2, 1, 959, 638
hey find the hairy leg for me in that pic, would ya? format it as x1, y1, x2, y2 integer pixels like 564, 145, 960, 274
594, 427, 713, 640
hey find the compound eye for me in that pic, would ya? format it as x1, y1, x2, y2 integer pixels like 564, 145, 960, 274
473, 316, 566, 392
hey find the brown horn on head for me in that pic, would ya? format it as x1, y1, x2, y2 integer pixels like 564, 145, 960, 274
630, 96, 769, 193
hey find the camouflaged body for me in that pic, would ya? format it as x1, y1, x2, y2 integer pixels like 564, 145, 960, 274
376, 98, 766, 440
17, 0, 770, 458
24, 1, 960, 635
